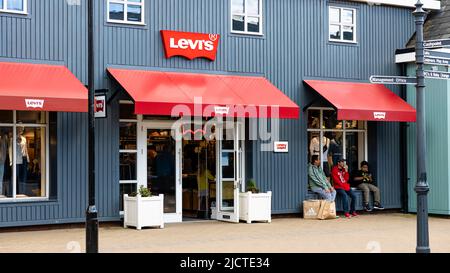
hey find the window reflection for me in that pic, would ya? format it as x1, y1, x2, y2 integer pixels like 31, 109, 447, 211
8, 0, 24, 11
232, 0, 244, 13
329, 24, 341, 40
110, 3, 125, 21
127, 5, 141, 22
247, 0, 259, 15
232, 15, 245, 32
329, 7, 340, 23
247, 17, 260, 33
342, 9, 354, 24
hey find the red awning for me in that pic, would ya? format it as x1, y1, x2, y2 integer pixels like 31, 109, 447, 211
304, 80, 416, 122
107, 68, 299, 119
0, 62, 87, 112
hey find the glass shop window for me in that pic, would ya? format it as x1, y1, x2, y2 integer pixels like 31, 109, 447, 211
0, 110, 48, 200
307, 108, 366, 178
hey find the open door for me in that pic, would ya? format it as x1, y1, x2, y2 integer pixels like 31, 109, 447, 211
216, 121, 245, 223
140, 121, 182, 223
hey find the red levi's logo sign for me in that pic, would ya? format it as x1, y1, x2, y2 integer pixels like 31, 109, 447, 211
161, 30, 220, 61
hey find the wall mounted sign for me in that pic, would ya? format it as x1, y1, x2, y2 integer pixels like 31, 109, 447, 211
369, 75, 417, 85
160, 30, 220, 61
274, 141, 289, 153
94, 95, 107, 118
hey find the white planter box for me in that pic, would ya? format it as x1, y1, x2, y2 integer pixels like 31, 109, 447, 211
123, 194, 164, 230
239, 191, 272, 224
210, 206, 217, 220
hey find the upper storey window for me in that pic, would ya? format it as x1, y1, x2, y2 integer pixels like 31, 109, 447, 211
231, 0, 263, 35
329, 6, 356, 43
107, 0, 145, 25
0, 0, 28, 14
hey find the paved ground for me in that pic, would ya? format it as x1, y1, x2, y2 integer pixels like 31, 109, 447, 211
0, 213, 449, 253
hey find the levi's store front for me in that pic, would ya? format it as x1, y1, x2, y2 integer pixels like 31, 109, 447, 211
106, 31, 301, 223
108, 30, 417, 224
110, 68, 299, 223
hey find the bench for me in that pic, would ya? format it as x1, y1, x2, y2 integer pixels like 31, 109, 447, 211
306, 189, 373, 212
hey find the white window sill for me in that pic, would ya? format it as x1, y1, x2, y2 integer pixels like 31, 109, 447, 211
0, 197, 50, 203
120, 180, 138, 184
0, 10, 28, 15
328, 39, 358, 45
230, 30, 264, 37
107, 19, 146, 26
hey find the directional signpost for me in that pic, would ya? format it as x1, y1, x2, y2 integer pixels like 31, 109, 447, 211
423, 38, 450, 49
424, 56, 450, 66
370, 75, 417, 85
424, 70, 450, 79
424, 50, 450, 59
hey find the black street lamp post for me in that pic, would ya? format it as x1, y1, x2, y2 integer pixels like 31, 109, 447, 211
86, 0, 99, 254
413, 0, 430, 254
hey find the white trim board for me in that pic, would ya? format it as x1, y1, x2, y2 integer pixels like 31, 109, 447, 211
350, 0, 440, 10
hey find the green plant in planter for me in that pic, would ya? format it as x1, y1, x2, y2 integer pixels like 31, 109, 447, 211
129, 186, 151, 197
246, 179, 260, 194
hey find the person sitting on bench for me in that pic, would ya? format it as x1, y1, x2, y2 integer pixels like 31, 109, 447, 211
308, 155, 336, 202
332, 158, 357, 218
352, 161, 384, 212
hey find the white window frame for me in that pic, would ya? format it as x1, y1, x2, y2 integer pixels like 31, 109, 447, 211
230, 0, 263, 36
0, 0, 28, 15
107, 0, 145, 26
328, 6, 357, 44
119, 101, 139, 214
0, 111, 49, 202
307, 107, 368, 170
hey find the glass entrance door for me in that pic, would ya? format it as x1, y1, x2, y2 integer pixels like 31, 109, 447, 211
140, 121, 182, 223
216, 122, 244, 223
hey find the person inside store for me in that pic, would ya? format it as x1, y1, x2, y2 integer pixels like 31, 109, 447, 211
328, 132, 343, 168
331, 158, 357, 218
308, 155, 336, 202
351, 161, 385, 212
197, 156, 215, 219
309, 132, 331, 177
154, 144, 175, 193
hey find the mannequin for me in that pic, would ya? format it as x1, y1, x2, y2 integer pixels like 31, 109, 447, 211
309, 134, 330, 161
0, 130, 8, 196
328, 132, 343, 167
309, 134, 331, 176
9, 128, 29, 195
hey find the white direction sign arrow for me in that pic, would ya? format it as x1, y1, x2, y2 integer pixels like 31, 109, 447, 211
370, 75, 417, 85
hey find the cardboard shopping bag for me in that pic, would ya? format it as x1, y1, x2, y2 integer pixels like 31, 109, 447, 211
317, 200, 337, 220
303, 200, 321, 219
